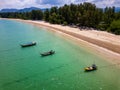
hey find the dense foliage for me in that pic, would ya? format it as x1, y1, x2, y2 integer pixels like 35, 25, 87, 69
108, 20, 120, 35
0, 2, 120, 35
0, 10, 43, 20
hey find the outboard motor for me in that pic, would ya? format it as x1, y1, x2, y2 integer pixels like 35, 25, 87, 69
92, 64, 97, 69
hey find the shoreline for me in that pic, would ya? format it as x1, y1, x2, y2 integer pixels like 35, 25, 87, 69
2, 18, 120, 64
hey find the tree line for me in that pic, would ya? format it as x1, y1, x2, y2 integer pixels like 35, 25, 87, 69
0, 2, 120, 35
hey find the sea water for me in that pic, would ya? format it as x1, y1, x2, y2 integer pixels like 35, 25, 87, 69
0, 19, 120, 90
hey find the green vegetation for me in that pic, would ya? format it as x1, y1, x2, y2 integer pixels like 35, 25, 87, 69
0, 2, 120, 35
0, 10, 43, 20
108, 20, 120, 35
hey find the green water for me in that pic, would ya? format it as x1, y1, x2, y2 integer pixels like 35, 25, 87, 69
0, 19, 120, 90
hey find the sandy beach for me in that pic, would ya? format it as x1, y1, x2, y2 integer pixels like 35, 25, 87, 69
5, 18, 120, 64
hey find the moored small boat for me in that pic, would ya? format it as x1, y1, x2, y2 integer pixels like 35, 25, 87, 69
84, 64, 97, 72
40, 50, 55, 56
21, 42, 36, 47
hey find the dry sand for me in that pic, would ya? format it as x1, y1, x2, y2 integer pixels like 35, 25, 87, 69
5, 18, 120, 64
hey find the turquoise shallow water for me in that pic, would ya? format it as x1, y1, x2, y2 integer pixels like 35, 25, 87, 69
0, 19, 120, 90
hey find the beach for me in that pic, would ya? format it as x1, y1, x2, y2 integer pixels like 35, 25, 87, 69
6, 18, 120, 64
1, 18, 120, 90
